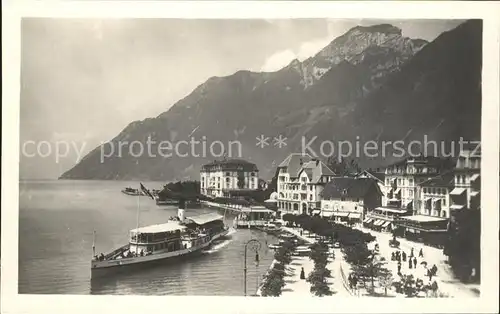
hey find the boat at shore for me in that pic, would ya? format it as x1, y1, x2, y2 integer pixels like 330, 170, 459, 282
121, 187, 145, 196
256, 222, 282, 235
91, 208, 230, 279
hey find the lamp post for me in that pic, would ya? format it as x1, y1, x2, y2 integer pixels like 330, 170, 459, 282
243, 239, 261, 296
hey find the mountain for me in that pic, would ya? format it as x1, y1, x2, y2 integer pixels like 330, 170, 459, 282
60, 20, 481, 181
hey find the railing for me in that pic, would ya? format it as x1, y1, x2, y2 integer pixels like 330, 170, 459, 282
366, 213, 397, 221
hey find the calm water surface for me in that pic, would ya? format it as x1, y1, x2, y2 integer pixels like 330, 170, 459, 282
19, 180, 276, 295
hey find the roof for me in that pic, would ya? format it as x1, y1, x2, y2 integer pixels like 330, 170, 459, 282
202, 158, 258, 171
321, 178, 381, 199
400, 215, 448, 223
277, 153, 314, 178
186, 212, 223, 225
131, 222, 186, 234
450, 187, 466, 196
356, 170, 385, 183
298, 160, 336, 183
241, 206, 274, 213
386, 155, 451, 169
419, 172, 455, 187
374, 207, 408, 214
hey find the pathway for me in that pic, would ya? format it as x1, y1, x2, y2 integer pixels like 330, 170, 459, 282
356, 226, 479, 298
281, 226, 352, 296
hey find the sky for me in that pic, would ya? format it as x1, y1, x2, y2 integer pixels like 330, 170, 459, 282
19, 18, 464, 179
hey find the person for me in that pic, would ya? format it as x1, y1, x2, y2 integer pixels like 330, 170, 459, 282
397, 261, 402, 274
427, 268, 433, 281
419, 248, 424, 258
391, 252, 395, 261
413, 257, 417, 268
410, 247, 414, 257
348, 273, 353, 288
300, 267, 306, 280
140, 250, 144, 257
402, 251, 407, 262
352, 275, 358, 288
431, 264, 438, 276
300, 230, 303, 236
408, 258, 413, 269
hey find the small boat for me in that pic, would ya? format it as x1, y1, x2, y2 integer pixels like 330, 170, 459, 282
91, 208, 230, 279
121, 187, 145, 196
257, 223, 282, 235
293, 246, 311, 256
268, 243, 281, 250
155, 197, 180, 206
279, 233, 296, 240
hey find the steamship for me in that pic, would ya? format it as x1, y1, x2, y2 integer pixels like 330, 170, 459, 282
90, 207, 230, 278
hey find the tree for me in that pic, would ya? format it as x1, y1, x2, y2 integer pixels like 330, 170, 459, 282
326, 156, 361, 177
378, 268, 394, 296
307, 241, 334, 297
444, 208, 481, 282
261, 268, 285, 297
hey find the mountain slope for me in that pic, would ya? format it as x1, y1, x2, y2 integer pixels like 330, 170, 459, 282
60, 21, 481, 181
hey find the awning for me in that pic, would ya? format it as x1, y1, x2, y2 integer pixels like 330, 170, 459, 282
293, 210, 300, 215
400, 215, 448, 223
348, 213, 362, 219
322, 211, 334, 217
312, 209, 320, 214
335, 212, 350, 217
450, 188, 466, 196
381, 221, 391, 228
363, 217, 371, 223
264, 199, 278, 203
450, 204, 465, 210
432, 198, 442, 203
423, 197, 431, 202
374, 220, 384, 226
394, 188, 401, 194
470, 173, 480, 182
470, 191, 479, 197
365, 218, 374, 224
187, 213, 224, 225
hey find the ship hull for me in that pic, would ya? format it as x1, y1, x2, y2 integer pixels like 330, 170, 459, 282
90, 229, 229, 279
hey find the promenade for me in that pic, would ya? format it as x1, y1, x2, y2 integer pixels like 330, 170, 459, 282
357, 226, 480, 298
257, 222, 478, 298
277, 226, 352, 296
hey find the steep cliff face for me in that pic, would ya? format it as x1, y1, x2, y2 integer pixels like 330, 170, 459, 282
291, 24, 427, 88
60, 21, 481, 181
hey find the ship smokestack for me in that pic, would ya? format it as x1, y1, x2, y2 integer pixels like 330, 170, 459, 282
178, 198, 186, 222
178, 208, 185, 222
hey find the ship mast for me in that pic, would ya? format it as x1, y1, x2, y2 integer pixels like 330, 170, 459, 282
135, 185, 141, 255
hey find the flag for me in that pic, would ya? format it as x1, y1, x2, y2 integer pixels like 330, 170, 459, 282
140, 183, 155, 200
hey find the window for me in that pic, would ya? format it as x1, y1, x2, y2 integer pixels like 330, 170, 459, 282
442, 199, 446, 206
226, 172, 230, 176
251, 172, 255, 176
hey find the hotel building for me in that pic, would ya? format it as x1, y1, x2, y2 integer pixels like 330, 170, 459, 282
449, 145, 481, 211
321, 177, 382, 224
383, 155, 451, 212
200, 159, 259, 198
277, 153, 336, 215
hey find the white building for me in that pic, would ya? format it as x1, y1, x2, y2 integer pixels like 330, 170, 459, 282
277, 153, 336, 215
200, 159, 259, 198
449, 145, 481, 211
321, 177, 382, 224
384, 155, 451, 213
